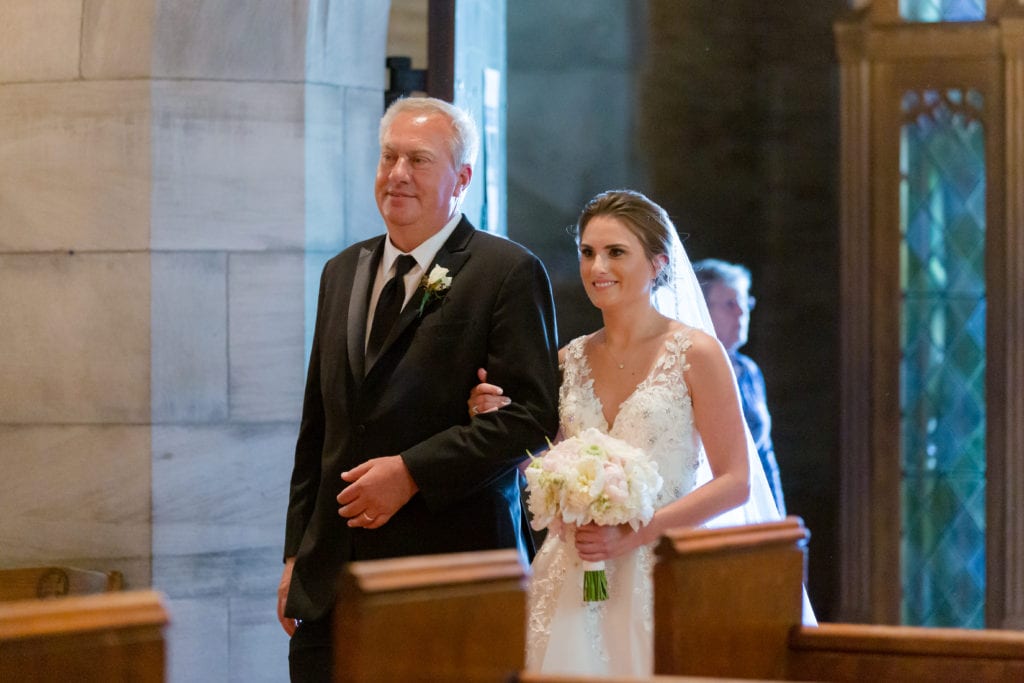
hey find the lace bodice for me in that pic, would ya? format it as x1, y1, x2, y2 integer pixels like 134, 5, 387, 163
558, 330, 702, 507
525, 328, 704, 676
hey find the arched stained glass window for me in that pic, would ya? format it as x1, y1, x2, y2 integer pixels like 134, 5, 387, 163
836, 0, 1024, 632
899, 0, 986, 22
899, 88, 986, 627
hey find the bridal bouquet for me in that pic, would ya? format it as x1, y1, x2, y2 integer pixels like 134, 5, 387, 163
524, 427, 663, 601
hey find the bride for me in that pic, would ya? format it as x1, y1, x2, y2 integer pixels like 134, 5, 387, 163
469, 189, 814, 676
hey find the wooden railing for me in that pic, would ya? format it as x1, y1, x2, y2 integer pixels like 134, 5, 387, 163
0, 589, 168, 682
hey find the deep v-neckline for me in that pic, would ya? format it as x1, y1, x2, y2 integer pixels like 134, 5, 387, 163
580, 333, 677, 432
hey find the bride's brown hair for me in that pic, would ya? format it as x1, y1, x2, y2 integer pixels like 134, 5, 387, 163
574, 189, 676, 290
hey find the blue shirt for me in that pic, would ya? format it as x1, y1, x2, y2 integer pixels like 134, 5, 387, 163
732, 351, 786, 516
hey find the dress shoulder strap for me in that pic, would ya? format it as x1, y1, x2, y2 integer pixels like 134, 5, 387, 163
559, 335, 591, 389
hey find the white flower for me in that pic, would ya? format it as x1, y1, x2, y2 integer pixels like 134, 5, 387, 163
524, 427, 663, 533
524, 428, 663, 602
418, 265, 453, 315
425, 264, 452, 290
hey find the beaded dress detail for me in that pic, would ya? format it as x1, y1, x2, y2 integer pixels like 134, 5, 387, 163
525, 330, 701, 676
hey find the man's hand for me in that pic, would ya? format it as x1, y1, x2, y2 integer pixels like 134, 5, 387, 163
277, 557, 299, 636
338, 455, 419, 528
467, 368, 511, 418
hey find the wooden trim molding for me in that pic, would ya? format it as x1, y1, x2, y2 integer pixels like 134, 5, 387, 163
341, 548, 525, 593
660, 518, 809, 556
836, 9, 1020, 628
865, 24, 1001, 60
869, 0, 1010, 23
835, 12, 875, 625
992, 14, 1024, 630
868, 59, 904, 625
0, 590, 168, 640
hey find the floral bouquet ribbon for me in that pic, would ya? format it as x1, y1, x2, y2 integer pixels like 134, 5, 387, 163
524, 427, 663, 601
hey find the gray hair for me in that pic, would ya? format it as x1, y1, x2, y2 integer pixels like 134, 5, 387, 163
379, 96, 479, 169
693, 258, 751, 297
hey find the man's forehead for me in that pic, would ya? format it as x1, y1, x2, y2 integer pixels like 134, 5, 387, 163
380, 137, 436, 152
710, 282, 746, 297
382, 120, 447, 146
386, 111, 451, 134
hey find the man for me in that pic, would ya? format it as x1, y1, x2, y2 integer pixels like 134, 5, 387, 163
278, 96, 560, 681
694, 258, 786, 516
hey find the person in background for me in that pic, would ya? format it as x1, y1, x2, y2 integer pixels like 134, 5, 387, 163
694, 258, 786, 516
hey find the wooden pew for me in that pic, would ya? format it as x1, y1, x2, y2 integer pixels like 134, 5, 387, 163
654, 518, 1024, 682
333, 520, 1024, 682
789, 622, 1024, 681
654, 519, 808, 679
333, 548, 527, 683
334, 549, 785, 683
0, 589, 168, 682
0, 566, 124, 602
514, 673, 786, 682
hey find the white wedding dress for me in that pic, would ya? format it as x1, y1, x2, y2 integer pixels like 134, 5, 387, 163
526, 330, 701, 676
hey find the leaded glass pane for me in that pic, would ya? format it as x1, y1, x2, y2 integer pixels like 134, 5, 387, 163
900, 0, 986, 22
899, 88, 986, 629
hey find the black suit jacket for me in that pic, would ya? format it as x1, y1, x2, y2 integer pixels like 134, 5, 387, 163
283, 217, 560, 621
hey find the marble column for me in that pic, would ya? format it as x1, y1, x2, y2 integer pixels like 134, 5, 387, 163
0, 1, 389, 681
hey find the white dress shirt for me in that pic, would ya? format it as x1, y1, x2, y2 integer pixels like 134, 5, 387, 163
365, 213, 463, 351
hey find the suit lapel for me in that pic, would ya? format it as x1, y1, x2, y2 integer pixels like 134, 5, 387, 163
348, 241, 383, 384
364, 218, 475, 378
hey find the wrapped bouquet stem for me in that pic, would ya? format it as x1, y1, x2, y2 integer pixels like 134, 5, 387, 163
524, 427, 663, 602
582, 560, 609, 601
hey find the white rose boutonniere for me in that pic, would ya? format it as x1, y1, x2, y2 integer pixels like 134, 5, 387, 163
418, 264, 452, 315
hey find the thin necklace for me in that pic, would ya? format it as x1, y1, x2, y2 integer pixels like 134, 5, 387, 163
601, 340, 628, 370
601, 318, 664, 370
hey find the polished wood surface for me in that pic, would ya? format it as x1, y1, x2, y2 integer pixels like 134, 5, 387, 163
0, 566, 123, 602
515, 675, 787, 683
655, 517, 1024, 682
333, 519, 1024, 682
0, 590, 168, 682
334, 548, 527, 683
654, 518, 808, 680
790, 622, 1024, 681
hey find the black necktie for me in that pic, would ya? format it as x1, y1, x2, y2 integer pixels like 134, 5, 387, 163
366, 254, 416, 367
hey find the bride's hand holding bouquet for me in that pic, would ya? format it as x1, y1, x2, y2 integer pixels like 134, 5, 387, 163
574, 519, 653, 563
524, 427, 663, 602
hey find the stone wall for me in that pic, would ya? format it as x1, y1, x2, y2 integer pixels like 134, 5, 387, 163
0, 1, 389, 681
